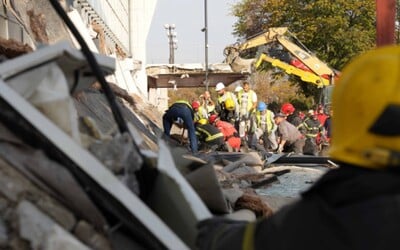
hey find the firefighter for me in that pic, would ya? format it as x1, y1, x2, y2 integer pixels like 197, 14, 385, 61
252, 101, 278, 151
209, 114, 241, 152
163, 100, 198, 153
199, 90, 216, 116
215, 82, 239, 125
195, 118, 225, 151
297, 109, 326, 155
196, 46, 400, 250
280, 102, 303, 127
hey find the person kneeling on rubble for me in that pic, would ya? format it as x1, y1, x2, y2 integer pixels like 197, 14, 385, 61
196, 46, 400, 250
195, 118, 225, 152
209, 114, 241, 152
163, 100, 198, 153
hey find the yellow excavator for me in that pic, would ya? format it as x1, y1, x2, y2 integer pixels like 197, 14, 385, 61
223, 27, 339, 88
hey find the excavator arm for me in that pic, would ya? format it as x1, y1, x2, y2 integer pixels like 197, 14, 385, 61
224, 27, 337, 87
237, 27, 288, 51
255, 54, 330, 87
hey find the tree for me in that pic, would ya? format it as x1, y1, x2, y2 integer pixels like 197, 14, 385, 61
231, 0, 376, 70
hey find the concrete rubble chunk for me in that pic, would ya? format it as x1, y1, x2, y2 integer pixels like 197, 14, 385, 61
16, 200, 89, 250
0, 126, 108, 230
73, 220, 112, 250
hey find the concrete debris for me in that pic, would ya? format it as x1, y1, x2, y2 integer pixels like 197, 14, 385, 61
17, 200, 90, 250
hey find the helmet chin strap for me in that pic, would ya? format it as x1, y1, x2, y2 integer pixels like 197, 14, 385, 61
363, 147, 400, 167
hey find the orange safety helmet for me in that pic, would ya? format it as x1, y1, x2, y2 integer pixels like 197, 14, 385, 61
281, 103, 295, 115
191, 101, 200, 109
209, 114, 219, 124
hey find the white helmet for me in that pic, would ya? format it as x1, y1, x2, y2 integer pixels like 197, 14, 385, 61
234, 86, 243, 92
215, 82, 225, 91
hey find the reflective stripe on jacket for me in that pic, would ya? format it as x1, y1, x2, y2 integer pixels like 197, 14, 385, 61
298, 117, 323, 138
196, 124, 224, 142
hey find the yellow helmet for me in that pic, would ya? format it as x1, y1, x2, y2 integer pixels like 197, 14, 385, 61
329, 45, 400, 169
225, 98, 235, 111
197, 118, 208, 125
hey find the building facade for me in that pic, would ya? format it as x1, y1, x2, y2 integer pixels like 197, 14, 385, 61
0, 0, 158, 102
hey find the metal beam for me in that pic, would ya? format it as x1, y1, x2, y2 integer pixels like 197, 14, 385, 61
147, 72, 248, 89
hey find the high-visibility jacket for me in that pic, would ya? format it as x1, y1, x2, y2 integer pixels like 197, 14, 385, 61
194, 106, 209, 122
256, 110, 275, 133
217, 91, 238, 112
216, 91, 239, 123
237, 89, 257, 114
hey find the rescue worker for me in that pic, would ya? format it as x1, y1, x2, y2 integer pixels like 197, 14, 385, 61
274, 112, 304, 154
195, 118, 225, 151
297, 109, 325, 155
237, 81, 257, 147
209, 114, 241, 152
199, 90, 216, 116
234, 85, 243, 131
280, 102, 303, 126
252, 101, 278, 151
316, 104, 328, 126
196, 46, 400, 250
163, 100, 198, 153
192, 100, 208, 122
215, 82, 239, 125
234, 85, 243, 99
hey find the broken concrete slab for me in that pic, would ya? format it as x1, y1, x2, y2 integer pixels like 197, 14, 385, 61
17, 200, 89, 250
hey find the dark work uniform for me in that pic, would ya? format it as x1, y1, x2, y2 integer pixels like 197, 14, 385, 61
286, 113, 303, 127
197, 165, 400, 250
163, 101, 198, 153
195, 124, 225, 151
298, 117, 324, 155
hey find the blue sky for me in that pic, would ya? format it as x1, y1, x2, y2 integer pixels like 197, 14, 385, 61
146, 0, 240, 64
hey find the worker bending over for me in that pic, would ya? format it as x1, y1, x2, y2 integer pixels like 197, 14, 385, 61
163, 100, 198, 153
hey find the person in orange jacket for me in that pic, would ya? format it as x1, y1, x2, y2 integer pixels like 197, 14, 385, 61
209, 114, 241, 152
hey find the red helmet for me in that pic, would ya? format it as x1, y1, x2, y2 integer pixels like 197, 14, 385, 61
281, 103, 295, 115
191, 101, 200, 109
209, 114, 219, 124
